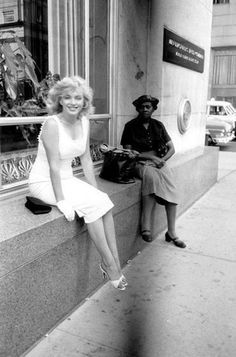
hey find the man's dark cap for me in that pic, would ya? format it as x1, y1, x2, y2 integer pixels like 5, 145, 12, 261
132, 95, 159, 108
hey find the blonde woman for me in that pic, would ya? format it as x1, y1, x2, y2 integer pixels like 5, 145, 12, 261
28, 76, 127, 290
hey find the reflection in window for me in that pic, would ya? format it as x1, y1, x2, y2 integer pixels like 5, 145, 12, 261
24, 0, 48, 81
89, 0, 109, 114
90, 119, 109, 146
1, 124, 40, 153
0, 0, 22, 24
0, 0, 48, 114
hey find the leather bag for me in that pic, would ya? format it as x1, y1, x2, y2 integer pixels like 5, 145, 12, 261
99, 148, 137, 184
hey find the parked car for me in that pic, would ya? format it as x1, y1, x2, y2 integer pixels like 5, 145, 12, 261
205, 118, 235, 146
205, 99, 236, 145
207, 99, 236, 129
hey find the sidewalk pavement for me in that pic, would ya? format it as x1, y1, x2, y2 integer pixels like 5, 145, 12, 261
23, 150, 236, 357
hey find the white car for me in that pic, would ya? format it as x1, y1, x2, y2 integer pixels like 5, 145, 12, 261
205, 99, 236, 145
206, 99, 236, 129
205, 120, 235, 146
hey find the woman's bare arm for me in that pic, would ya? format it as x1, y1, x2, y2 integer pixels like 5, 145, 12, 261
41, 118, 65, 202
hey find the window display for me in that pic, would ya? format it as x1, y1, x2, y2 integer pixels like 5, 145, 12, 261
0, 0, 110, 193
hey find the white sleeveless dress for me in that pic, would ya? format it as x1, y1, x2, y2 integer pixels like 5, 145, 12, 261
28, 115, 114, 223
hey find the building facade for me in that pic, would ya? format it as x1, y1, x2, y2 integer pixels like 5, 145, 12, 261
210, 0, 236, 106
0, 0, 213, 198
115, 0, 212, 154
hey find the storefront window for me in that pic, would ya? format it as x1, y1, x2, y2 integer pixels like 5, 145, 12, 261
0, 0, 49, 118
0, 0, 111, 195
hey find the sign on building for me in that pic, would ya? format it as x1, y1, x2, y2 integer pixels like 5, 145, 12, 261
163, 28, 204, 73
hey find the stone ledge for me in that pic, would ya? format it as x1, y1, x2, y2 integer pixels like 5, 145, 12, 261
0, 178, 142, 279
0, 176, 141, 243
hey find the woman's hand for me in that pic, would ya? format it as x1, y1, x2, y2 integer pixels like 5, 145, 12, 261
57, 200, 75, 221
152, 157, 166, 169
127, 149, 140, 159
122, 145, 139, 159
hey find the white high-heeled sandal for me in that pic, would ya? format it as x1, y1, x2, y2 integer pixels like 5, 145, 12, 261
121, 275, 128, 286
99, 264, 127, 291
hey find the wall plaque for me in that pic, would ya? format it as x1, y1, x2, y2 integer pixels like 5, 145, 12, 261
163, 28, 204, 73
177, 98, 192, 134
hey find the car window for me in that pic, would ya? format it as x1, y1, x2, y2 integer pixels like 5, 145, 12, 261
225, 105, 232, 115
208, 102, 236, 116
227, 104, 236, 114
209, 104, 236, 115
218, 106, 226, 115
209, 106, 217, 115
209, 106, 225, 115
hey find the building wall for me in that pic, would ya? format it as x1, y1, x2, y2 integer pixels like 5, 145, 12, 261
212, 0, 236, 48
116, 0, 213, 155
115, 0, 149, 145
210, 0, 236, 106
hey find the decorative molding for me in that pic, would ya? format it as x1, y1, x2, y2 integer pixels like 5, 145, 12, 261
1, 151, 36, 185
1, 144, 103, 187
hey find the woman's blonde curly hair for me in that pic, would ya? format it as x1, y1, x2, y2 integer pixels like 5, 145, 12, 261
46, 76, 94, 118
